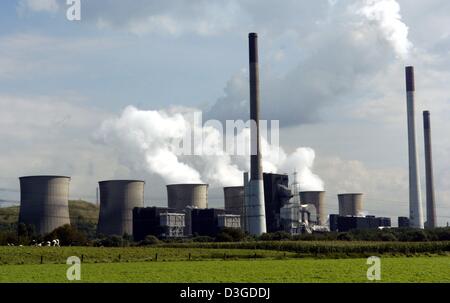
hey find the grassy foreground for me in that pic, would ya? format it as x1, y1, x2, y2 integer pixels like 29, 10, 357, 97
1, 256, 449, 283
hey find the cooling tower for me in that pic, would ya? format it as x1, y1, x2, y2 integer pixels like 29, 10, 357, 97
405, 66, 424, 228
423, 111, 437, 228
18, 176, 71, 235
97, 180, 145, 236
167, 184, 208, 210
338, 193, 363, 217
224, 186, 244, 216
299, 191, 326, 225
245, 32, 267, 235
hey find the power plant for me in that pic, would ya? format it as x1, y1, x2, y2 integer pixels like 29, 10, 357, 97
5, 35, 444, 240
245, 32, 267, 236
405, 66, 424, 228
97, 180, 145, 236
18, 176, 71, 235
423, 110, 437, 228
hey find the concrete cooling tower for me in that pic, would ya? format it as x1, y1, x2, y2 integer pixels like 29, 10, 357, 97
18, 176, 71, 235
167, 184, 208, 210
97, 180, 145, 236
338, 193, 363, 217
299, 191, 326, 225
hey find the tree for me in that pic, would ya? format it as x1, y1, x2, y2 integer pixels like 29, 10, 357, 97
45, 224, 87, 246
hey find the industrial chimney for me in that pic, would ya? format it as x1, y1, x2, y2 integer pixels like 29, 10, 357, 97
405, 66, 424, 228
245, 33, 267, 235
423, 111, 437, 228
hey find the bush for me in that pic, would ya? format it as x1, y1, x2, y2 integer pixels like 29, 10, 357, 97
216, 228, 247, 242
379, 231, 397, 242
93, 235, 124, 247
45, 224, 87, 246
192, 236, 214, 242
140, 235, 160, 246
215, 232, 234, 242
260, 231, 292, 241
337, 232, 354, 241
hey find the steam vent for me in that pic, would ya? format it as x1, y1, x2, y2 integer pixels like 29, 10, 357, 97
97, 180, 145, 236
18, 176, 71, 235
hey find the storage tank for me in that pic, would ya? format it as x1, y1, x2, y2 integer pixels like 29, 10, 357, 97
299, 191, 326, 225
97, 180, 145, 236
167, 184, 208, 210
224, 186, 244, 216
18, 176, 71, 235
338, 193, 363, 216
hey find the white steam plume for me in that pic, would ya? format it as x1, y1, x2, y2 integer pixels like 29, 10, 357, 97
96, 106, 324, 190
356, 0, 412, 58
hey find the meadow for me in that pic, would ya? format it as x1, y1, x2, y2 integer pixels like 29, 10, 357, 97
1, 257, 449, 283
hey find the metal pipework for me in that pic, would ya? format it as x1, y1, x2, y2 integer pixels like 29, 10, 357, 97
405, 66, 424, 228
423, 110, 436, 228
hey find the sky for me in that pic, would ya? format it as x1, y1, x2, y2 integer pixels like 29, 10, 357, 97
0, 0, 449, 226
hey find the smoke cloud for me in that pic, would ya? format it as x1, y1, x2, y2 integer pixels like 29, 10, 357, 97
356, 0, 412, 58
95, 106, 324, 190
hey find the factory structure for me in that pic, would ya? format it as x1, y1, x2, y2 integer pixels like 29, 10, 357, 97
11, 34, 442, 239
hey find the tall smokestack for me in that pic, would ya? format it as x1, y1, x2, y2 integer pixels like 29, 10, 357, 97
245, 33, 266, 235
423, 110, 437, 228
405, 66, 424, 228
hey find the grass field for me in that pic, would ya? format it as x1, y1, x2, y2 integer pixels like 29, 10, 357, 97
0, 246, 297, 265
1, 257, 449, 283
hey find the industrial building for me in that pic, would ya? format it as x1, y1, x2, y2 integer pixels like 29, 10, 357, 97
18, 175, 71, 235
167, 183, 208, 236
191, 208, 241, 237
263, 173, 293, 233
329, 214, 391, 232
97, 180, 145, 236
398, 216, 410, 228
132, 207, 185, 241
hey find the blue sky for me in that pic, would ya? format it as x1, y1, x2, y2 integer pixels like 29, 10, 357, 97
1, 0, 450, 225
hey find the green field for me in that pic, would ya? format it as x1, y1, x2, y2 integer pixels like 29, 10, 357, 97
1, 257, 449, 283
0, 246, 296, 265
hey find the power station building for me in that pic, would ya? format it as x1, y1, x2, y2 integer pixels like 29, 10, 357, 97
263, 173, 293, 233
132, 207, 185, 241
97, 180, 145, 236
191, 208, 240, 237
329, 214, 391, 232
18, 175, 71, 235
167, 183, 208, 236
